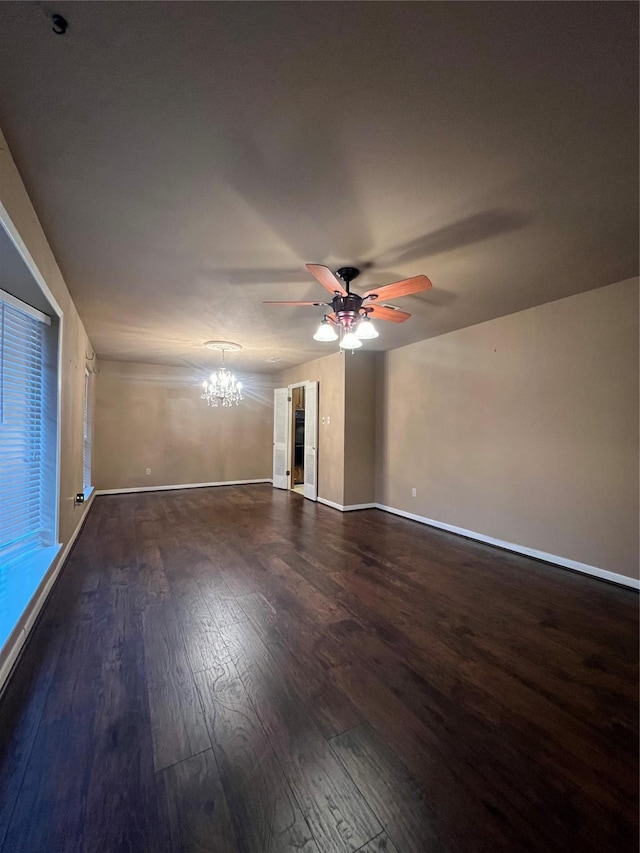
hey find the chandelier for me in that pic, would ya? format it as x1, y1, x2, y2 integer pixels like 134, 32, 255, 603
201, 342, 244, 407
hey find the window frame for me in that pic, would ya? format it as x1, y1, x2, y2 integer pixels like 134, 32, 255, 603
0, 196, 69, 689
83, 368, 92, 492
0, 209, 64, 558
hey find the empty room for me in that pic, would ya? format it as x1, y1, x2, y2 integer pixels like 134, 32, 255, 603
0, 3, 638, 852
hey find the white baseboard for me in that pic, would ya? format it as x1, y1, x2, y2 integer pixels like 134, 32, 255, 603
375, 503, 640, 590
317, 497, 377, 512
95, 478, 272, 496
0, 490, 98, 695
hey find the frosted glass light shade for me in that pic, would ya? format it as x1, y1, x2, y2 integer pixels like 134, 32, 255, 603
339, 331, 363, 349
355, 317, 379, 339
313, 320, 338, 342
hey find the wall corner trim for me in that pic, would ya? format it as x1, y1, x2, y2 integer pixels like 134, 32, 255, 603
94, 479, 272, 496
374, 503, 640, 590
0, 490, 98, 697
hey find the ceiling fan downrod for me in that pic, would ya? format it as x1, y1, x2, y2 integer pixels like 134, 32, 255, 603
336, 267, 360, 295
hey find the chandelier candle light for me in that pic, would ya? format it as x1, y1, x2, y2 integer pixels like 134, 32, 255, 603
201, 341, 244, 407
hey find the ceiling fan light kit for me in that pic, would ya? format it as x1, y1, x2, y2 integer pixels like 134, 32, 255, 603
339, 330, 363, 350
313, 317, 339, 342
354, 315, 379, 340
264, 264, 432, 351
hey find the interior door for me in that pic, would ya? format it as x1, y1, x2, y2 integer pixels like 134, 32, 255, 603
272, 387, 289, 490
303, 381, 318, 500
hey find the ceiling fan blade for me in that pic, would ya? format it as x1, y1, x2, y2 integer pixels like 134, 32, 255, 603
305, 264, 348, 296
363, 274, 432, 301
367, 304, 412, 323
263, 301, 328, 306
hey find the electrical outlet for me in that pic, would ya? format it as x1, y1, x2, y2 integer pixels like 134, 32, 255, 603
75, 492, 85, 505
411, 488, 417, 497
327, 416, 331, 425
146, 468, 151, 476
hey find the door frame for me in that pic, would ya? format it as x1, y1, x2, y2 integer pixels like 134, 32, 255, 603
287, 381, 306, 491
273, 380, 318, 500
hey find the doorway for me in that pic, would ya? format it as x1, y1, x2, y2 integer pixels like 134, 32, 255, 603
272, 381, 318, 500
291, 385, 305, 493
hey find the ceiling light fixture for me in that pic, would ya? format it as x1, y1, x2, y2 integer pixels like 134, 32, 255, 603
307, 268, 375, 351
201, 341, 243, 407
313, 316, 339, 342
339, 330, 362, 350
354, 315, 379, 340
264, 264, 433, 352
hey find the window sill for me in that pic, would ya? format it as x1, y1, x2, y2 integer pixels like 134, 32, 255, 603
0, 543, 62, 651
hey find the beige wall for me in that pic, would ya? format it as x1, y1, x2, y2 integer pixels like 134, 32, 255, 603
94, 360, 272, 490
0, 129, 95, 555
276, 350, 377, 507
344, 353, 376, 506
277, 352, 346, 505
377, 278, 639, 579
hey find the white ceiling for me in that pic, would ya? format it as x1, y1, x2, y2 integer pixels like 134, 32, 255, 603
0, 2, 637, 374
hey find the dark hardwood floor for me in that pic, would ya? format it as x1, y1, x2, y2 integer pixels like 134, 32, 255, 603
0, 485, 637, 852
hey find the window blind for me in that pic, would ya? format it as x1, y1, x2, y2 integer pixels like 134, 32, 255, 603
0, 296, 47, 566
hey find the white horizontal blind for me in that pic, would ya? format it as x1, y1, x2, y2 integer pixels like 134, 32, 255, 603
0, 298, 46, 566
83, 370, 91, 489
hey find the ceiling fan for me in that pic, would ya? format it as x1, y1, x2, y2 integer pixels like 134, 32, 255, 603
264, 264, 432, 349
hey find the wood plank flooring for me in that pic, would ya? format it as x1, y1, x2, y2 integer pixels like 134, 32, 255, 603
0, 485, 637, 852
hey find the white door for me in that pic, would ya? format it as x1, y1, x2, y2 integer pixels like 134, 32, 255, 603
303, 381, 318, 501
272, 387, 290, 489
